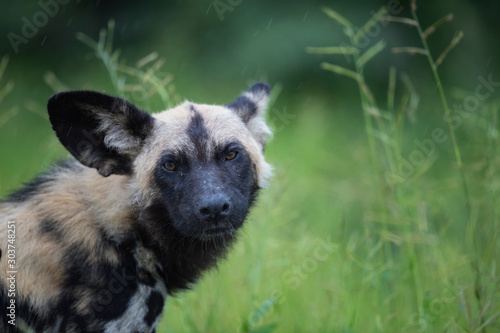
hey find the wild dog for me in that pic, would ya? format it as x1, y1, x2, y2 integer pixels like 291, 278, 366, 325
0, 83, 272, 332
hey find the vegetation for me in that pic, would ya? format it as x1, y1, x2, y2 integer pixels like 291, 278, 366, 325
1, 1, 499, 332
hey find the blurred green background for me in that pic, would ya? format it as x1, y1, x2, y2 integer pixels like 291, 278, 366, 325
1, 0, 500, 332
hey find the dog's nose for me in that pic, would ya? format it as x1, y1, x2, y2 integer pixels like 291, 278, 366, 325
197, 194, 232, 221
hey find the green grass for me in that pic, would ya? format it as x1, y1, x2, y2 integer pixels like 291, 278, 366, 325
1, 8, 500, 333
159, 5, 500, 332
156, 94, 500, 332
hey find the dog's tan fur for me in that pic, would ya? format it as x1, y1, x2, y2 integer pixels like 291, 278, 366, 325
0, 83, 272, 332
133, 101, 272, 206
0, 167, 135, 315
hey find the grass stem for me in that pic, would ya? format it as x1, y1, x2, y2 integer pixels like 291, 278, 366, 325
410, 8, 471, 215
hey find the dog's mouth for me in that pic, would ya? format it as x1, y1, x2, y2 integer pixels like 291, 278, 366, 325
197, 223, 236, 240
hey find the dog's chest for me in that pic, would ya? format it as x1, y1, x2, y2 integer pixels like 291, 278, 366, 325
101, 282, 167, 333
35, 243, 168, 332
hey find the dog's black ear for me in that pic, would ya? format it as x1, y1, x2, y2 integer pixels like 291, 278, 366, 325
47, 90, 155, 177
227, 82, 272, 148
227, 82, 270, 123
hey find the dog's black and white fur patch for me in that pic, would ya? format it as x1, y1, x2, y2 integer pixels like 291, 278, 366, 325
0, 83, 272, 332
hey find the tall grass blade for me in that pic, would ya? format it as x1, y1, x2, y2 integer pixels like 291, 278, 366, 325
410, 2, 470, 214
105, 20, 115, 54
97, 28, 106, 52
387, 66, 396, 113
380, 16, 417, 26
473, 310, 500, 333
400, 72, 419, 122
422, 13, 454, 39
43, 71, 70, 92
435, 31, 464, 68
321, 62, 360, 81
0, 55, 9, 82
137, 52, 159, 68
322, 7, 354, 36
0, 81, 14, 102
360, 81, 376, 105
354, 7, 387, 44
77, 21, 175, 108
75, 32, 98, 50
357, 40, 386, 67
411, 0, 417, 11
392, 47, 428, 56
0, 106, 18, 128
306, 46, 358, 55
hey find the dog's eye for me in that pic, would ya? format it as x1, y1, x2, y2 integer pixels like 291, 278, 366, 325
163, 162, 176, 171
225, 151, 238, 161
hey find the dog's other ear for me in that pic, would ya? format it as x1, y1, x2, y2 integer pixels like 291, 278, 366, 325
47, 90, 155, 177
227, 82, 272, 149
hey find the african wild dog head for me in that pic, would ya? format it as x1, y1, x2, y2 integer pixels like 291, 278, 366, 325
47, 83, 273, 291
